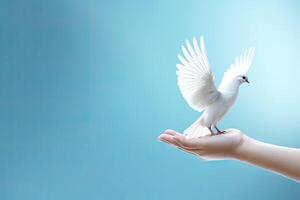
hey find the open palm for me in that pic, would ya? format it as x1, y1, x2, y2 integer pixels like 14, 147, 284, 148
158, 129, 245, 160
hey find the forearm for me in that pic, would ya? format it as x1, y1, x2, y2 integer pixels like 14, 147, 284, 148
232, 135, 300, 182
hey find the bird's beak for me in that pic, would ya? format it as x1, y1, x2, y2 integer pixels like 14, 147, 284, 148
245, 77, 250, 83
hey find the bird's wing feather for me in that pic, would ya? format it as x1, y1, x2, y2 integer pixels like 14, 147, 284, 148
219, 48, 255, 89
176, 36, 220, 112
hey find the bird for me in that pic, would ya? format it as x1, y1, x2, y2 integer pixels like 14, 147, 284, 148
176, 36, 254, 139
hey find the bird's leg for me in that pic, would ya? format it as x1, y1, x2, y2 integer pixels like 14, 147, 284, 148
208, 127, 215, 136
214, 125, 226, 135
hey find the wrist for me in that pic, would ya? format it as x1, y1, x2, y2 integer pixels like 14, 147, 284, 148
231, 134, 254, 160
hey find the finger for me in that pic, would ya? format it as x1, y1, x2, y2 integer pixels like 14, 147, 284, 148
173, 135, 205, 149
160, 137, 181, 148
159, 134, 197, 150
163, 138, 199, 155
160, 138, 178, 148
159, 133, 200, 151
160, 135, 204, 158
159, 132, 207, 154
160, 138, 194, 154
164, 129, 178, 136
158, 134, 177, 144
171, 137, 202, 151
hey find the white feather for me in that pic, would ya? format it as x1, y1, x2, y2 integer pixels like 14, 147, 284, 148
176, 36, 220, 112
218, 47, 254, 92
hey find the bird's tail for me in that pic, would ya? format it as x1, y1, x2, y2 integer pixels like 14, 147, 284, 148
184, 117, 211, 139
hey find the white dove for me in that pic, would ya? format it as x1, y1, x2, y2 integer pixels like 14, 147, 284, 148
176, 36, 254, 139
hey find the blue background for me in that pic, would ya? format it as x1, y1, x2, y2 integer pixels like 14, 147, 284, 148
1, 0, 300, 199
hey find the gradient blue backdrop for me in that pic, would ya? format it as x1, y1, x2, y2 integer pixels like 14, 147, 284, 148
1, 0, 300, 199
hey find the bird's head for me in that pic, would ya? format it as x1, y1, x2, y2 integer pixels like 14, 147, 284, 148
237, 75, 250, 84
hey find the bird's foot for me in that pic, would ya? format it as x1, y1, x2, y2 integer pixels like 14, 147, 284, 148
216, 131, 226, 135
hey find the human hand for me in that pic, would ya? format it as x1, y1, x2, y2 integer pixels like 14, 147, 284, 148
158, 129, 245, 160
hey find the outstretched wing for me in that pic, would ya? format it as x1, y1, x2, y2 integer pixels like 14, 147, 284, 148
219, 48, 255, 90
176, 36, 220, 112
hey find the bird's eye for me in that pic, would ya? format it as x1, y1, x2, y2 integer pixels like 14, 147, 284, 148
242, 76, 246, 79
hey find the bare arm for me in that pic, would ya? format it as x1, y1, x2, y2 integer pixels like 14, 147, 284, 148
158, 129, 300, 182
234, 135, 300, 182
